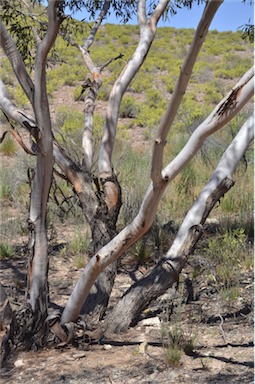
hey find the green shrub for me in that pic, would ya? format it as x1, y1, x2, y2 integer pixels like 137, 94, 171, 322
97, 84, 111, 101
0, 135, 16, 156
136, 103, 165, 131
130, 73, 153, 93
0, 243, 14, 259
119, 95, 139, 118
177, 163, 196, 197
70, 231, 90, 256
56, 106, 84, 135
0, 171, 12, 201
161, 324, 195, 366
130, 239, 150, 263
73, 254, 88, 269
206, 228, 247, 287
12, 84, 29, 108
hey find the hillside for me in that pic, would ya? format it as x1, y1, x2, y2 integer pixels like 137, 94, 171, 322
0, 20, 254, 384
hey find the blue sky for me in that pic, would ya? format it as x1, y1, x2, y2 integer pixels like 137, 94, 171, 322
73, 1, 254, 33
164, 1, 254, 31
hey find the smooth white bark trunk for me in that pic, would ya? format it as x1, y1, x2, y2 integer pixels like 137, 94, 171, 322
167, 113, 254, 262
106, 114, 254, 332
98, 0, 170, 178
61, 64, 252, 327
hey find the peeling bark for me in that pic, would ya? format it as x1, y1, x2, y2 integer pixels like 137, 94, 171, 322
0, 20, 34, 102
0, 284, 13, 364
62, 1, 250, 325
105, 181, 232, 332
28, 1, 63, 317
105, 115, 254, 332
1, 0, 253, 342
98, 0, 170, 204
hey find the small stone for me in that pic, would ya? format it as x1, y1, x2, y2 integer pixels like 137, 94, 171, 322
139, 341, 148, 354
103, 344, 112, 350
140, 317, 161, 327
72, 351, 86, 359
14, 359, 24, 368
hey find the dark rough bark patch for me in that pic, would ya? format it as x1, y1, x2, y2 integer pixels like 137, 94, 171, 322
1, 298, 50, 367
80, 176, 122, 324
0, 284, 13, 366
106, 225, 203, 333
105, 177, 234, 333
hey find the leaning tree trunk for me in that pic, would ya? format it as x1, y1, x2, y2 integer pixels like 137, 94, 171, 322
57, 0, 170, 323
105, 114, 254, 332
60, 67, 253, 326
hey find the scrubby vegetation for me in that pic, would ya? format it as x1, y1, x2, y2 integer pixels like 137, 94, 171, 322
1, 22, 253, 291
0, 18, 253, 379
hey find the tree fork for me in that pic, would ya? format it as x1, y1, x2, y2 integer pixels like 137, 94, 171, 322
81, 175, 122, 322
104, 113, 254, 333
105, 177, 235, 333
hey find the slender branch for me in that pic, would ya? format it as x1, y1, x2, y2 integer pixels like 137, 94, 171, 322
20, 0, 42, 45
1, 109, 35, 155
60, 2, 111, 172
0, 131, 8, 143
106, 115, 254, 332
151, 0, 224, 185
98, 0, 169, 178
83, 0, 111, 51
0, 79, 39, 139
137, 0, 147, 26
77, 1, 111, 171
61, 70, 253, 324
162, 67, 254, 181
150, 0, 172, 29
0, 20, 34, 103
33, 0, 63, 127
100, 53, 124, 72
10, 130, 35, 155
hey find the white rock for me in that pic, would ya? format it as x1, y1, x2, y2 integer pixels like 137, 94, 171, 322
72, 351, 86, 359
139, 341, 148, 354
103, 344, 112, 350
14, 359, 24, 368
139, 317, 161, 327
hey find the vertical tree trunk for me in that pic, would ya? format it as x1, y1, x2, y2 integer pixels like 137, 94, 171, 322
77, 176, 122, 322
53, 145, 122, 322
26, 1, 63, 342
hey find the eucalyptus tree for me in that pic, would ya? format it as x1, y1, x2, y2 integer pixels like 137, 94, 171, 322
0, 0, 253, 351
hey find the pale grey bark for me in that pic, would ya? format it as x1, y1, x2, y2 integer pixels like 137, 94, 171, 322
79, 1, 111, 172
151, 0, 223, 184
106, 114, 254, 332
0, 1, 64, 313
61, 70, 253, 324
63, 2, 255, 325
98, 0, 170, 180
0, 79, 36, 130
0, 20, 34, 102
1, 0, 252, 336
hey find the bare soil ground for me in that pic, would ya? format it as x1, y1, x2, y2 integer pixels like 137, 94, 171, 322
0, 233, 253, 384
